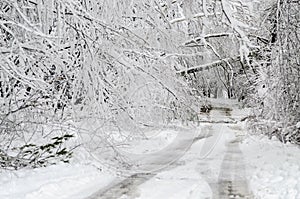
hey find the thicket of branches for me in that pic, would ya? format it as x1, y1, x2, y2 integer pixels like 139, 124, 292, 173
249, 0, 300, 144
0, 0, 204, 169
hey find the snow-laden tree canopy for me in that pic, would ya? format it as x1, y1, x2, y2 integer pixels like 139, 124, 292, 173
4, 0, 298, 169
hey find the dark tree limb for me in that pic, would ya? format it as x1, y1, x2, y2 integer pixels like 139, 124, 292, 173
176, 56, 240, 75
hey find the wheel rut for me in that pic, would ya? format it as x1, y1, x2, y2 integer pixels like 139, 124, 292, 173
86, 127, 200, 199
87, 173, 154, 199
216, 140, 252, 199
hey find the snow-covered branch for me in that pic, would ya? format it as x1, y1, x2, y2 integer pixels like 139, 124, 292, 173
176, 57, 239, 75
170, 12, 221, 24
220, 0, 258, 62
183, 33, 233, 46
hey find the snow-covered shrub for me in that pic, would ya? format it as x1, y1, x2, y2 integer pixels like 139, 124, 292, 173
0, 134, 74, 170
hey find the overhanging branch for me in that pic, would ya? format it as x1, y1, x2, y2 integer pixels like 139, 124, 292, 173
170, 12, 221, 24
176, 56, 240, 75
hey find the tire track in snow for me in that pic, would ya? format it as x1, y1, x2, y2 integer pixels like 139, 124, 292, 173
216, 139, 253, 199
87, 173, 154, 199
198, 106, 253, 198
86, 128, 203, 199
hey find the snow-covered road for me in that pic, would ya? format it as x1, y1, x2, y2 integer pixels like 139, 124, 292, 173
86, 126, 200, 198
2, 100, 300, 199
86, 103, 253, 199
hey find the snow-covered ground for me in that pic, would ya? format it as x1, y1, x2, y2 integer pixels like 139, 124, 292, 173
1, 99, 300, 199
0, 163, 115, 199
241, 136, 300, 198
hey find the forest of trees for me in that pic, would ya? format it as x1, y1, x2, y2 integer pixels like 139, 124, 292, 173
0, 0, 299, 169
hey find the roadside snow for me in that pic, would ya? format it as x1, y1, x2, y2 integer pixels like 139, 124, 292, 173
241, 135, 300, 199
0, 163, 115, 199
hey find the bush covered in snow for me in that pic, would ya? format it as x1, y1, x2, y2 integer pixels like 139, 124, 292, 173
0, 133, 74, 170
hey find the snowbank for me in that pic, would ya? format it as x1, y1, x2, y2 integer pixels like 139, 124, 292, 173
0, 163, 115, 199
241, 135, 300, 198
